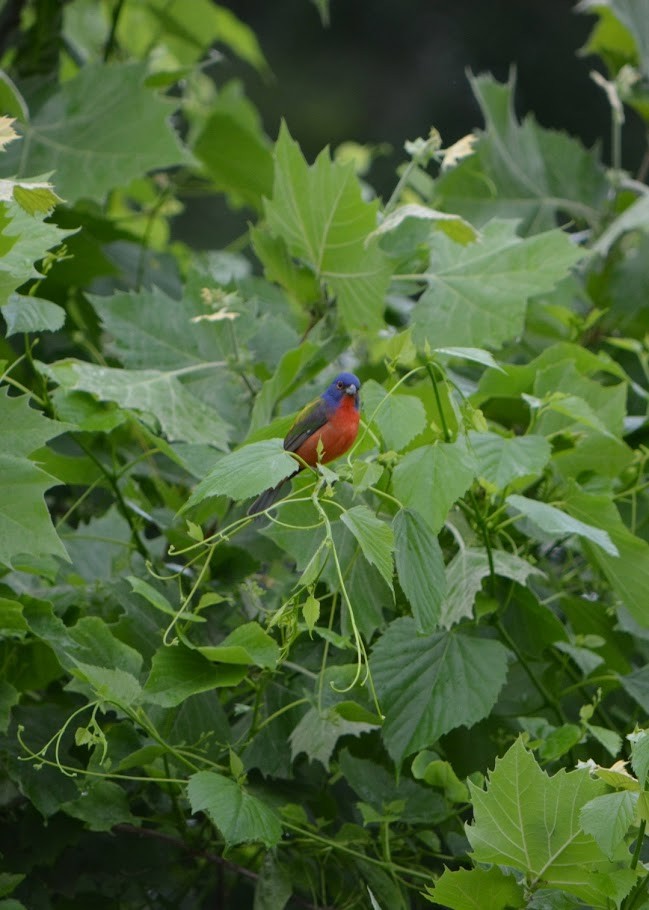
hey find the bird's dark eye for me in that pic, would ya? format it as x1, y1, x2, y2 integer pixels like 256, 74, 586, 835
336, 381, 344, 389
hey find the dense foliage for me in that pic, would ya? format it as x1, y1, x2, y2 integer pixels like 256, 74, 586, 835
1, 1, 649, 908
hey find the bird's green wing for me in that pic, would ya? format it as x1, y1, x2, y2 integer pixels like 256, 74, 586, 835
284, 397, 328, 453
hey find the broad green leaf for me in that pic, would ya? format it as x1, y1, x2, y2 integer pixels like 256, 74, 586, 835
0, 201, 72, 306
564, 490, 649, 627
144, 644, 247, 707
370, 618, 509, 764
198, 622, 280, 668
370, 203, 479, 245
411, 219, 584, 350
619, 666, 649, 713
253, 854, 292, 910
248, 341, 322, 433
41, 358, 230, 448
22, 600, 143, 678
507, 494, 618, 556
340, 505, 394, 592
629, 730, 649, 787
265, 123, 391, 333
411, 754, 469, 802
580, 791, 638, 859
118, 0, 268, 70
194, 82, 273, 212
361, 380, 427, 451
61, 780, 137, 832
0, 389, 68, 457
339, 749, 447, 825
467, 738, 635, 907
469, 432, 551, 489
2, 62, 185, 202
184, 439, 298, 508
1, 294, 65, 335
71, 662, 142, 707
591, 195, 649, 256
0, 391, 69, 567
434, 73, 608, 232
289, 706, 377, 767
426, 866, 525, 910
393, 508, 446, 632
11, 183, 60, 215
433, 346, 504, 372
392, 439, 476, 533
187, 770, 282, 847
440, 548, 544, 628
127, 576, 205, 624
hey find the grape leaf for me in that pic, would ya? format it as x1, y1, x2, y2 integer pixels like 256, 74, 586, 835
2, 62, 185, 202
187, 770, 282, 847
370, 618, 509, 764
1, 294, 65, 335
411, 219, 584, 351
184, 439, 298, 508
469, 432, 551, 489
0, 391, 69, 567
434, 72, 608, 232
392, 439, 476, 533
340, 505, 394, 592
0, 202, 72, 306
507, 494, 618, 556
361, 380, 427, 451
265, 123, 391, 333
41, 358, 231, 448
393, 508, 446, 632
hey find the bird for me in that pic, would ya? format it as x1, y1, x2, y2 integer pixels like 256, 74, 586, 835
248, 371, 361, 515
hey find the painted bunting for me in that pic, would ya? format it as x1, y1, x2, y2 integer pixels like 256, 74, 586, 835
249, 371, 361, 515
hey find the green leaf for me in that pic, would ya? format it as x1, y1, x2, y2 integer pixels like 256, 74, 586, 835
72, 662, 142, 707
127, 576, 205, 624
198, 622, 280, 669
434, 72, 607, 232
469, 432, 551, 489
563, 490, 649, 627
2, 62, 185, 202
371, 203, 479, 245
144, 643, 247, 707
629, 730, 649, 787
412, 219, 584, 350
427, 866, 525, 910
391, 439, 476, 533
506, 494, 619, 556
187, 770, 282, 847
11, 182, 60, 215
361, 380, 427, 451
41, 358, 230, 448
580, 791, 638, 859
0, 391, 69, 567
265, 123, 391, 333
340, 505, 394, 592
0, 680, 19, 733
370, 618, 509, 764
0, 201, 72, 306
393, 509, 446, 632
411, 753, 469, 802
253, 854, 292, 910
184, 439, 298, 508
61, 780, 137, 832
339, 749, 447, 824
194, 81, 273, 212
433, 346, 505, 372
467, 738, 635, 907
1, 294, 65, 335
440, 548, 544, 628
289, 706, 377, 767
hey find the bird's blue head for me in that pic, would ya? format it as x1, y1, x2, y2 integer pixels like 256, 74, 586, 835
322, 372, 361, 410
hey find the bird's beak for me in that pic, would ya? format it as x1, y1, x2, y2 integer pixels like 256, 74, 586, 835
344, 384, 358, 395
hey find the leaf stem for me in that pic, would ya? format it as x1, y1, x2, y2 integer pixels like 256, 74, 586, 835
425, 362, 451, 442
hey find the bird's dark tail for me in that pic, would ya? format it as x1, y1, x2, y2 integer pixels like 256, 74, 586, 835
248, 479, 289, 516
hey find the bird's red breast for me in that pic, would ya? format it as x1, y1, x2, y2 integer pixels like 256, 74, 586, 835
293, 394, 360, 467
